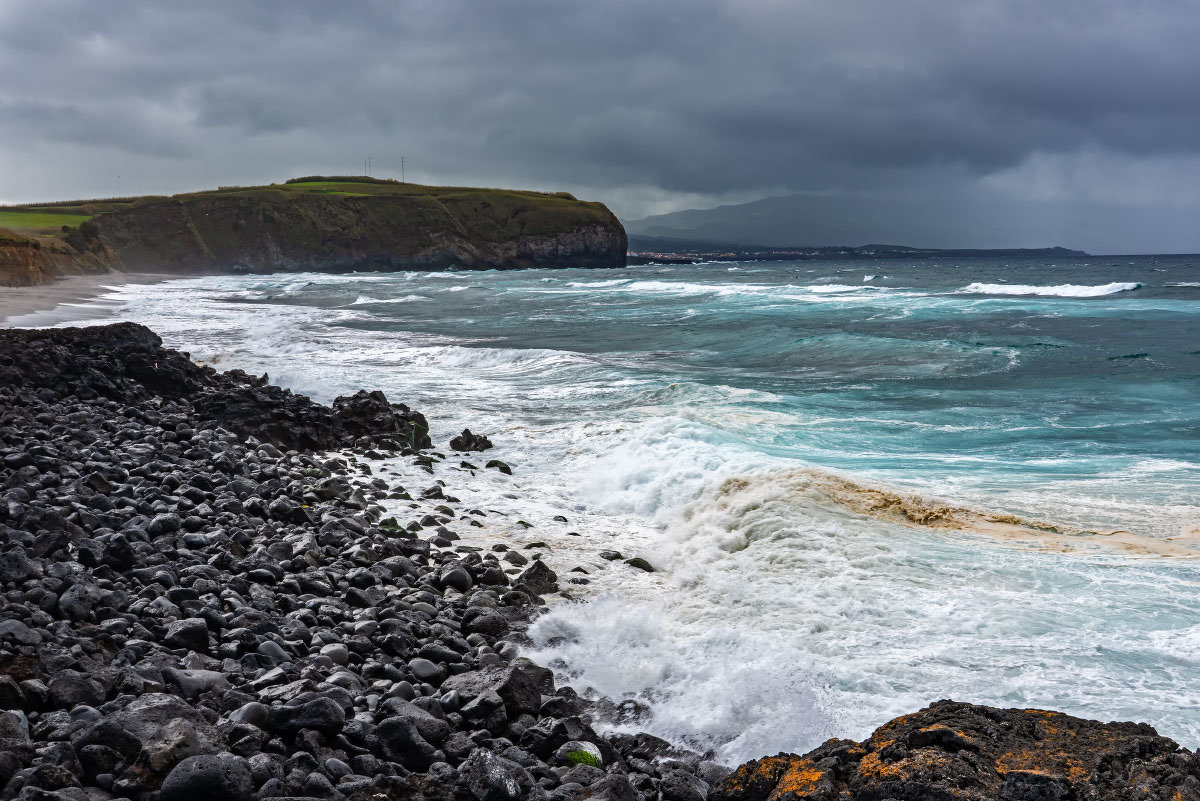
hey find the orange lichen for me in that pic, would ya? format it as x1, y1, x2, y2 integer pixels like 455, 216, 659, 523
858, 747, 954, 782
995, 749, 1090, 784
716, 756, 800, 798
769, 759, 828, 799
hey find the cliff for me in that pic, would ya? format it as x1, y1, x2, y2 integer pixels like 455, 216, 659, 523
0, 177, 627, 286
0, 229, 105, 287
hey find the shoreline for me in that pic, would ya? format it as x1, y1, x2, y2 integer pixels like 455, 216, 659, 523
0, 321, 1195, 800
0, 271, 172, 328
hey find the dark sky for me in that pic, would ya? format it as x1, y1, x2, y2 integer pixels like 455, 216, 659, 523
3, 1, 1199, 252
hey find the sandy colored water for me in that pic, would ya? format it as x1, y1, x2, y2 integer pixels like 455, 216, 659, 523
0, 272, 171, 328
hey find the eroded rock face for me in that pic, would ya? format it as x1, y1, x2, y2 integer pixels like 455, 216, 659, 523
95, 191, 627, 274
0, 235, 88, 287
713, 700, 1200, 801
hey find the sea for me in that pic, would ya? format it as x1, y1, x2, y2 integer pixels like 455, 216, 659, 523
23, 254, 1200, 765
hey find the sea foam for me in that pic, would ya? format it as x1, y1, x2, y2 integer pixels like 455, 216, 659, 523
960, 281, 1143, 297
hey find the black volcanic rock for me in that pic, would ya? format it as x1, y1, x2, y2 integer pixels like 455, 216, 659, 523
333, 388, 432, 450
0, 322, 429, 452
712, 700, 1200, 801
450, 428, 494, 452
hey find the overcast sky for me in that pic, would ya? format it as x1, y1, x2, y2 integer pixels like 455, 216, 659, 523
2, 0, 1199, 252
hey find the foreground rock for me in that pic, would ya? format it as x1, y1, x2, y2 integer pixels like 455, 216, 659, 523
713, 700, 1200, 801
0, 322, 712, 801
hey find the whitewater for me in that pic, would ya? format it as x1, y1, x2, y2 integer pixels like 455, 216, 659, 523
26, 254, 1200, 765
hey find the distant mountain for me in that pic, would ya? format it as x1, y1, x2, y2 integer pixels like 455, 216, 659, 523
624, 193, 1005, 250
626, 234, 1086, 262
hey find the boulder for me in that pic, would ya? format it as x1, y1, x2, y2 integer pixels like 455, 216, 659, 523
442, 664, 547, 721
163, 618, 211, 652
460, 748, 532, 801
265, 697, 346, 736
376, 716, 444, 769
711, 700, 1200, 801
450, 428, 494, 452
159, 754, 253, 801
514, 560, 558, 596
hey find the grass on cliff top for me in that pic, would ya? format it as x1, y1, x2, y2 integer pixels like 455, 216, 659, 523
0, 177, 609, 243
0, 210, 93, 235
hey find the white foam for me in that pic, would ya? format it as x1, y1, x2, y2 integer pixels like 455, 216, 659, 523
1167, 282, 1200, 288
566, 278, 633, 288
526, 594, 836, 762
350, 294, 430, 304
808, 284, 873, 293
960, 281, 1143, 297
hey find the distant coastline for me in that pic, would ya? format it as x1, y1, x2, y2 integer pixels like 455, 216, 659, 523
628, 235, 1088, 264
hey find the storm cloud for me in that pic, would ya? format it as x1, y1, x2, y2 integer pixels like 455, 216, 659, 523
2, 0, 1199, 251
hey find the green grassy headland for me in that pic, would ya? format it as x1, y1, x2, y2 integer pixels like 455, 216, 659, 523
0, 176, 626, 280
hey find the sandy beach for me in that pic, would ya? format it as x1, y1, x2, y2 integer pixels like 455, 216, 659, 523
0, 272, 170, 328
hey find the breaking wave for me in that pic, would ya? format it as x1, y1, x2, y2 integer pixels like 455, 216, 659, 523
960, 282, 1143, 297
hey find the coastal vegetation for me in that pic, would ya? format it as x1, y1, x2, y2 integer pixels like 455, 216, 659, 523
0, 177, 627, 285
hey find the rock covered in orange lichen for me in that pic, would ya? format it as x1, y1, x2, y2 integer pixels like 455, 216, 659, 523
712, 700, 1200, 801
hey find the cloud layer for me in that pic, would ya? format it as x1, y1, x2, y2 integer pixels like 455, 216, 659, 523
2, 1, 1199, 251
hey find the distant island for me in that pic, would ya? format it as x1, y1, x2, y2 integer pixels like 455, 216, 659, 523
0, 177, 627, 286
627, 234, 1088, 264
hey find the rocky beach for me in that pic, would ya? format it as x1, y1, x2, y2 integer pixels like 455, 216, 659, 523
0, 319, 1197, 801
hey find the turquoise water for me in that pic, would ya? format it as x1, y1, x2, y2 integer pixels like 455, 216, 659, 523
41, 255, 1200, 762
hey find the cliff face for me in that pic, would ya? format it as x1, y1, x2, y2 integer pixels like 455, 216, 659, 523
93, 188, 626, 275
0, 181, 627, 286
0, 233, 93, 288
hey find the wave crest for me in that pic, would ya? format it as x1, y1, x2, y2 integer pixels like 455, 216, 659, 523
960, 282, 1143, 297
679, 468, 1200, 558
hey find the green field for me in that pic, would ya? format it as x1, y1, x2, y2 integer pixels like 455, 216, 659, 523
0, 210, 93, 233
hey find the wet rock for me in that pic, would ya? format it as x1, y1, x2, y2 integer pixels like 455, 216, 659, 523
461, 608, 508, 638
624, 557, 655, 572
332, 389, 431, 450
460, 748, 533, 801
514, 560, 558, 595
485, 459, 513, 475
450, 429, 494, 452
440, 565, 475, 593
